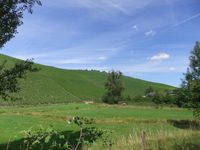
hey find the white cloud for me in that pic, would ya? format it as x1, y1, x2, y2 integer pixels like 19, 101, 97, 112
144, 30, 156, 37
46, 0, 160, 16
90, 61, 184, 73
149, 52, 170, 61
98, 56, 107, 61
55, 58, 91, 64
132, 25, 139, 31
169, 67, 176, 71
12, 53, 50, 60
55, 56, 108, 65
174, 12, 200, 27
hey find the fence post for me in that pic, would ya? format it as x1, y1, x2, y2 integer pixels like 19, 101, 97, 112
141, 131, 146, 150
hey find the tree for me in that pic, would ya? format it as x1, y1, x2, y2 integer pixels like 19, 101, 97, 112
175, 87, 191, 107
145, 86, 155, 97
0, 59, 38, 100
0, 0, 42, 48
102, 70, 124, 104
0, 1, 41, 100
180, 42, 200, 119
152, 90, 162, 105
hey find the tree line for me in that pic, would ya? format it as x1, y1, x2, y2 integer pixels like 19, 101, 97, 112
102, 42, 200, 119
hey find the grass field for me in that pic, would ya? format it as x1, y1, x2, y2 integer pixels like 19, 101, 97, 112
0, 103, 199, 150
0, 54, 174, 105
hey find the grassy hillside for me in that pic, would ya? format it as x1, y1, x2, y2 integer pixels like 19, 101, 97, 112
0, 54, 174, 105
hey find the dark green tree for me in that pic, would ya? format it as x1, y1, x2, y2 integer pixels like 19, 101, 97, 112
152, 90, 162, 105
0, 59, 38, 100
0, 0, 42, 48
145, 86, 154, 96
0, 0, 41, 100
176, 72, 191, 108
181, 42, 200, 119
102, 70, 124, 104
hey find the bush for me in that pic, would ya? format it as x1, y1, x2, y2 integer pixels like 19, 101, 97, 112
21, 116, 112, 150
23, 127, 67, 150
102, 92, 122, 104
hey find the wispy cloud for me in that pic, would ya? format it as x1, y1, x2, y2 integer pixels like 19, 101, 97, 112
132, 25, 139, 31
55, 58, 91, 64
169, 67, 176, 71
144, 30, 156, 37
2, 0, 197, 87
55, 56, 108, 65
174, 12, 200, 27
149, 53, 170, 61
46, 0, 159, 16
98, 56, 108, 61
88, 61, 185, 73
9, 46, 116, 65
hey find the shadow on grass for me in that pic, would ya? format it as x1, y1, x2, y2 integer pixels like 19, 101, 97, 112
167, 119, 200, 130
0, 130, 83, 150
173, 142, 200, 150
172, 137, 200, 150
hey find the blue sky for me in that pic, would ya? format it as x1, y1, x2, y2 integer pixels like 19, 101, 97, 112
1, 0, 200, 87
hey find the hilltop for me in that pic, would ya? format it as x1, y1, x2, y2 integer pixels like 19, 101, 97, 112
0, 54, 174, 105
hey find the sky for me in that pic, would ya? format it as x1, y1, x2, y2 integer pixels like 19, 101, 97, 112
1, 0, 200, 87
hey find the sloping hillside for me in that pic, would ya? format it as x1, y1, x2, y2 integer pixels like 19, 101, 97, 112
0, 54, 174, 105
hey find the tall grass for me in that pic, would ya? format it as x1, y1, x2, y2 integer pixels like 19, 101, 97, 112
91, 129, 200, 150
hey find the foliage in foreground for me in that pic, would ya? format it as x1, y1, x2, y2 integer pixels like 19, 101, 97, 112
20, 116, 112, 150
0, 0, 41, 102
0, 60, 39, 100
0, 0, 41, 48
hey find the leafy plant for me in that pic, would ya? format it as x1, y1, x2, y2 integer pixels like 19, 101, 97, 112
0, 0, 42, 48
0, 0, 41, 101
0, 59, 39, 100
21, 116, 112, 150
23, 126, 68, 150
68, 116, 113, 149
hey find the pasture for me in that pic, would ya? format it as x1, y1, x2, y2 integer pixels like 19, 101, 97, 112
0, 103, 199, 149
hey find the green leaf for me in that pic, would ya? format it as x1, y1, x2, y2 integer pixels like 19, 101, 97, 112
45, 135, 51, 143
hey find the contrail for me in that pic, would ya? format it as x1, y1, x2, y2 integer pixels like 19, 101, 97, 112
174, 12, 200, 27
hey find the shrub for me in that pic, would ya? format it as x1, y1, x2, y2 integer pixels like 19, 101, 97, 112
21, 116, 112, 150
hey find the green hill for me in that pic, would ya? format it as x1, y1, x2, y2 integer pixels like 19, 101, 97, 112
0, 54, 174, 105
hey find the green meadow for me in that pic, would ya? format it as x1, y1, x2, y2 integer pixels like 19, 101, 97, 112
0, 103, 199, 149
